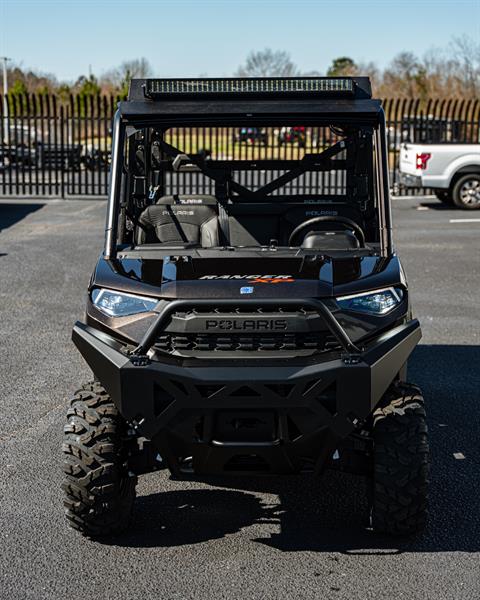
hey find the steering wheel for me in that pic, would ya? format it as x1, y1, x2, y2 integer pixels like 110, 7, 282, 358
288, 216, 366, 247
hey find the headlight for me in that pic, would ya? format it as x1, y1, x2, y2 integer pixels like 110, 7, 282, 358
91, 288, 158, 317
336, 287, 404, 315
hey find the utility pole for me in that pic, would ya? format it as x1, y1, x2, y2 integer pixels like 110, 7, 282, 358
1, 56, 10, 122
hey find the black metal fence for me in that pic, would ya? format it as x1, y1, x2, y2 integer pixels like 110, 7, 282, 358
1, 94, 478, 198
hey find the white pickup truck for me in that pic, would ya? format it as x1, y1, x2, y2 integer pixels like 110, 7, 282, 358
399, 143, 480, 209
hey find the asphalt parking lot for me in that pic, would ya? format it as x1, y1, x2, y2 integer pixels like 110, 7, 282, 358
0, 195, 479, 600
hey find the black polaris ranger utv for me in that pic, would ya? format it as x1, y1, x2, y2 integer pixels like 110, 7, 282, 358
62, 77, 429, 537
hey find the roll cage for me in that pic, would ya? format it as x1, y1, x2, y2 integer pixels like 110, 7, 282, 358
104, 77, 392, 259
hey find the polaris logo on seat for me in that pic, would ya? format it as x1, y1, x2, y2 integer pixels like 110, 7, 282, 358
162, 209, 194, 216
205, 319, 288, 331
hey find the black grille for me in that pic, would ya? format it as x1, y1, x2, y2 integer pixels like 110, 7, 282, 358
154, 331, 341, 356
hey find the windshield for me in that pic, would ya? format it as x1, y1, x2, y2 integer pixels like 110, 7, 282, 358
115, 122, 380, 252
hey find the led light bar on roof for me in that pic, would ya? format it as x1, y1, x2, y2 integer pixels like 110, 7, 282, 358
143, 78, 355, 98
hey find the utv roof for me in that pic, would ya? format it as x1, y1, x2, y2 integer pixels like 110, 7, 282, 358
119, 77, 382, 125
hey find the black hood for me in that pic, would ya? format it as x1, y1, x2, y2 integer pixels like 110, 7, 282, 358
91, 253, 404, 299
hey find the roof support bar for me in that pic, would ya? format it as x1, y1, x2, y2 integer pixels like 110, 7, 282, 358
250, 139, 349, 198
159, 139, 255, 198
374, 109, 393, 256
104, 110, 125, 259
159, 137, 350, 200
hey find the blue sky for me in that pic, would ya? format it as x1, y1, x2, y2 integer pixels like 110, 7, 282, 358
1, 0, 479, 82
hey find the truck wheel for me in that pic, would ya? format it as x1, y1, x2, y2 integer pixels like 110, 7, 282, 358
434, 190, 453, 204
62, 381, 137, 537
371, 382, 429, 536
452, 174, 480, 209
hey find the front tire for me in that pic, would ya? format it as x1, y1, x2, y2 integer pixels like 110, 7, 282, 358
371, 382, 429, 536
62, 381, 137, 537
452, 174, 480, 209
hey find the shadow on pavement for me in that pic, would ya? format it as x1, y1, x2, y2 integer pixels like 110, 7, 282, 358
418, 201, 453, 210
0, 202, 44, 233
107, 344, 480, 554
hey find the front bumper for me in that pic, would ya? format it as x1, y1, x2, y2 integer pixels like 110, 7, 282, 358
72, 318, 421, 475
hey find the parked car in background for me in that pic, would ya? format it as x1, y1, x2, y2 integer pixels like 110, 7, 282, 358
36, 142, 83, 171
82, 145, 111, 171
399, 142, 480, 209
277, 126, 306, 148
0, 142, 37, 167
233, 127, 268, 146
2, 124, 40, 145
1, 124, 40, 167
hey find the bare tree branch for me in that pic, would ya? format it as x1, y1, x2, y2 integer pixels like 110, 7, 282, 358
235, 49, 299, 77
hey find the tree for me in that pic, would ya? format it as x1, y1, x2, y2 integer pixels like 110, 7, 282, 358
74, 74, 101, 96
102, 58, 153, 96
327, 57, 357, 76
382, 52, 422, 98
57, 83, 72, 103
10, 79, 28, 95
235, 49, 299, 77
5, 64, 57, 95
449, 37, 480, 98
